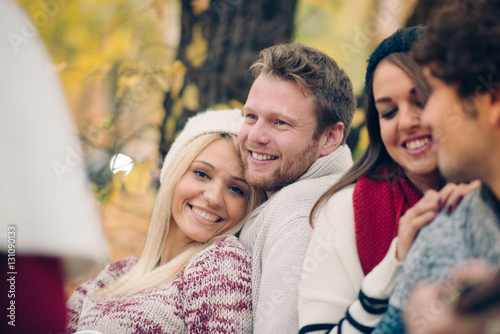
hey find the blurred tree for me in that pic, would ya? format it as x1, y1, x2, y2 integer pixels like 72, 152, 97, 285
159, 0, 297, 159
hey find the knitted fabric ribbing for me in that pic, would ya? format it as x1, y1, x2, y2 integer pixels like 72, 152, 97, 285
66, 236, 252, 334
364, 26, 425, 91
353, 171, 422, 275
239, 145, 353, 333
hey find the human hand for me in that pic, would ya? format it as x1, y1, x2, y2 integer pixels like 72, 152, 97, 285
395, 180, 480, 261
396, 189, 441, 261
436, 180, 480, 214
404, 261, 500, 334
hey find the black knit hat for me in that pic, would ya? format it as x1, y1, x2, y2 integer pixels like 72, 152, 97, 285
365, 25, 425, 92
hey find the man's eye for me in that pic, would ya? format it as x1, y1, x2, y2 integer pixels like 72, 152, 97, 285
277, 120, 287, 125
415, 101, 425, 109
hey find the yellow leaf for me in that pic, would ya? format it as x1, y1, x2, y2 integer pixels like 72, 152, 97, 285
151, 0, 166, 17
212, 100, 243, 112
182, 83, 200, 111
161, 64, 172, 75
115, 61, 143, 99
351, 108, 366, 128
99, 171, 125, 203
92, 63, 112, 81
118, 61, 143, 76
122, 161, 151, 195
186, 24, 207, 68
212, 103, 232, 110
172, 99, 184, 117
116, 74, 141, 99
228, 99, 244, 110
165, 99, 186, 145
353, 126, 369, 161
172, 60, 186, 73
190, 0, 211, 15
170, 62, 186, 99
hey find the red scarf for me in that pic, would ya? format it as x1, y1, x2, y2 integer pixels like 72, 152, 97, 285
354, 168, 422, 275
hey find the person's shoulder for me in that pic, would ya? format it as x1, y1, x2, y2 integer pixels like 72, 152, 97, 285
190, 236, 251, 269
98, 256, 138, 279
213, 235, 250, 256
390, 191, 483, 309
397, 189, 483, 271
312, 184, 355, 231
105, 256, 139, 272
80, 256, 138, 291
322, 184, 355, 212
454, 188, 481, 213
419, 188, 480, 237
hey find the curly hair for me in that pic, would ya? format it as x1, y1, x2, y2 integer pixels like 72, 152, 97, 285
412, 0, 500, 98
250, 42, 356, 142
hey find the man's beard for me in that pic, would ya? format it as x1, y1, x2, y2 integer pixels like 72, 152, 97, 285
243, 138, 320, 192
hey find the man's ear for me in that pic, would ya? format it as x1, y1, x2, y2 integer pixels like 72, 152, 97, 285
489, 88, 500, 127
319, 122, 344, 157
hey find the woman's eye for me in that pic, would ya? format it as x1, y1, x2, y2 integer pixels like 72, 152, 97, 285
193, 170, 209, 179
381, 109, 397, 119
229, 185, 245, 196
415, 101, 425, 108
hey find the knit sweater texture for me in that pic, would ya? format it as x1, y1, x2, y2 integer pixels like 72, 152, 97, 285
66, 236, 252, 334
239, 145, 353, 333
373, 186, 500, 333
354, 170, 421, 275
298, 184, 403, 334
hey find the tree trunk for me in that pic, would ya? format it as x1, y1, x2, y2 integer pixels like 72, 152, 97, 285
159, 0, 297, 159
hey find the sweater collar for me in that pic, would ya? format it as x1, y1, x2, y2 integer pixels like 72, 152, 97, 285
263, 144, 352, 200
296, 144, 352, 183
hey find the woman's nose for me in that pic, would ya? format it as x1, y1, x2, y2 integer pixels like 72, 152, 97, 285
203, 182, 224, 207
398, 105, 421, 131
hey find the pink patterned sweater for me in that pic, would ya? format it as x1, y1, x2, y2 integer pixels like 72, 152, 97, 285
66, 236, 252, 334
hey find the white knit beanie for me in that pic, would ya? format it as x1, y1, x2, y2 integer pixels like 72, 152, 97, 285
160, 108, 244, 182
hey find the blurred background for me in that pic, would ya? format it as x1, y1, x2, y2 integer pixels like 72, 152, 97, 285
11, 0, 449, 291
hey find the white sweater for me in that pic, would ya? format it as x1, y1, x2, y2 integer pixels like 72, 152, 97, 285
298, 185, 403, 334
239, 145, 353, 334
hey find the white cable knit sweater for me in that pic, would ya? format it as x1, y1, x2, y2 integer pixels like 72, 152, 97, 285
298, 185, 403, 334
66, 236, 252, 334
238, 145, 353, 334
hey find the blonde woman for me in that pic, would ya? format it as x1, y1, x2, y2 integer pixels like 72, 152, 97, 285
66, 109, 265, 333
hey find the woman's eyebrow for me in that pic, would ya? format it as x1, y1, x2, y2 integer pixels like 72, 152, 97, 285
375, 97, 392, 103
193, 160, 215, 170
194, 160, 247, 184
232, 176, 248, 184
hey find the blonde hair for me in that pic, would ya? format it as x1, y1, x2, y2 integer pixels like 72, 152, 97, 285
99, 133, 264, 297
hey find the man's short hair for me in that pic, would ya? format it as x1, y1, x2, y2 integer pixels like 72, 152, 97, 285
250, 42, 356, 142
412, 0, 500, 98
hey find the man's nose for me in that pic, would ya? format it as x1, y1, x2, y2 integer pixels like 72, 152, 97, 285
247, 120, 271, 145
